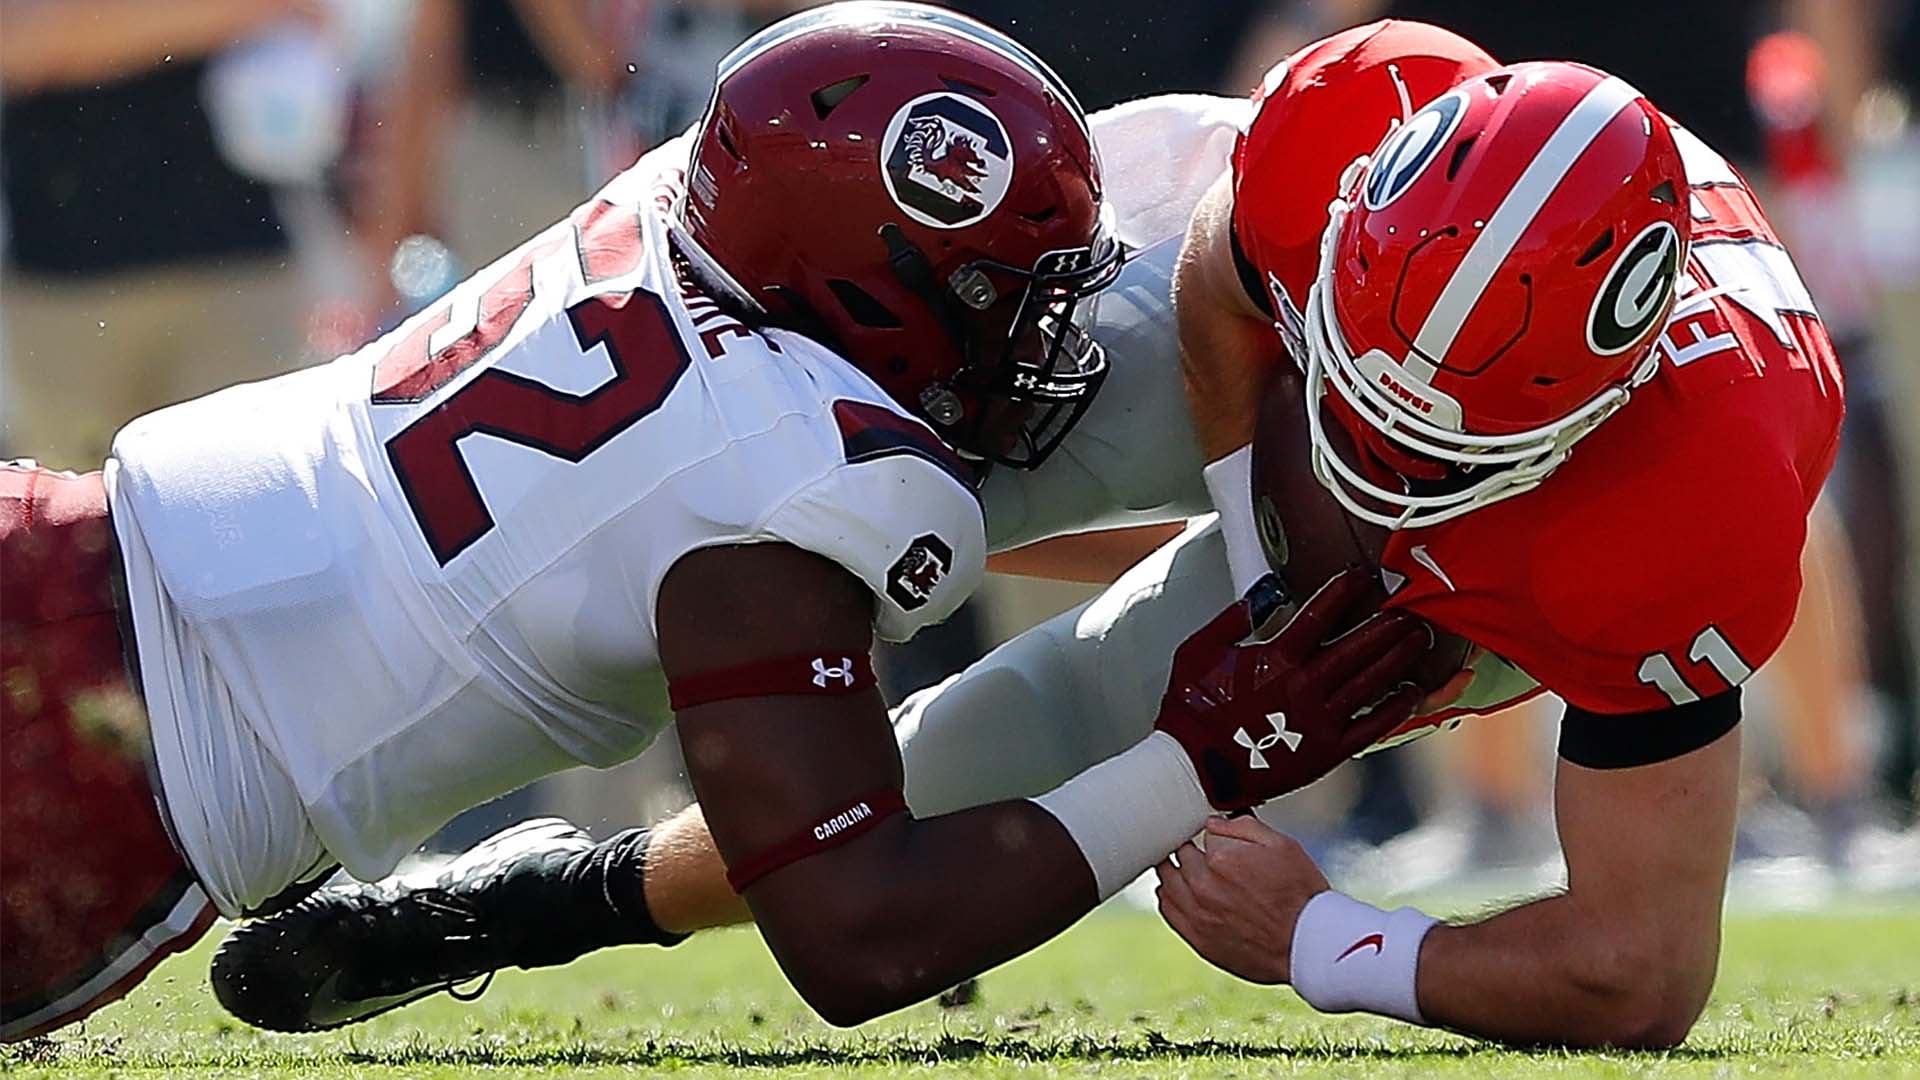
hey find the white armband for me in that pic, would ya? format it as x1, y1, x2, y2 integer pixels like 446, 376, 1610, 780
1288, 890, 1439, 1024
1201, 444, 1267, 595
1030, 731, 1213, 900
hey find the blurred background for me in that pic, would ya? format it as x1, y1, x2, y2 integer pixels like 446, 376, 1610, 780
2, 0, 1915, 904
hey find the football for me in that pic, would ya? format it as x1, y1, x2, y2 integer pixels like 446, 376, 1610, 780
1248, 366, 1474, 689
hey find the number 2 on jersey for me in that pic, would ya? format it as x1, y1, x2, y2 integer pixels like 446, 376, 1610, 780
372, 203, 690, 565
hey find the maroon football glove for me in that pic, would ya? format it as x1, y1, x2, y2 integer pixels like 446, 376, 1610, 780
1154, 567, 1446, 811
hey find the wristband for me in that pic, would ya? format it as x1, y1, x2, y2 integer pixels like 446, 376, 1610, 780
1030, 731, 1214, 899
1201, 445, 1268, 595
1288, 890, 1438, 1024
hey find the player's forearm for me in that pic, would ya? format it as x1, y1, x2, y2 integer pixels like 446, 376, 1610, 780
1172, 176, 1282, 462
749, 801, 1098, 1026
986, 521, 1185, 583
1416, 893, 1715, 1048
509, 0, 626, 95
352, 0, 459, 268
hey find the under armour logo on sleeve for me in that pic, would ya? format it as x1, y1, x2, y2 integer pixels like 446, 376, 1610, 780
812, 657, 856, 688
1234, 712, 1305, 770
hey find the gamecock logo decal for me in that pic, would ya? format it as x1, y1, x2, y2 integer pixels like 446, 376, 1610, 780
885, 533, 954, 611
881, 92, 1013, 229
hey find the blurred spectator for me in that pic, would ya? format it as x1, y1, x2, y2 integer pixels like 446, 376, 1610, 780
1850, 0, 1920, 809
349, 0, 620, 310
0, 0, 324, 470
352, 0, 807, 320
586, 0, 812, 180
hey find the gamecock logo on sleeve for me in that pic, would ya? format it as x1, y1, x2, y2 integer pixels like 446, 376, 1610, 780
886, 533, 954, 611
881, 92, 1014, 229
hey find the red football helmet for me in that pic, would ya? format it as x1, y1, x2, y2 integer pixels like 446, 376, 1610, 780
673, 2, 1122, 468
1302, 61, 1690, 528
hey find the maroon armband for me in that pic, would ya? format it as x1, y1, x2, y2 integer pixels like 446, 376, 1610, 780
667, 651, 877, 711
725, 788, 908, 892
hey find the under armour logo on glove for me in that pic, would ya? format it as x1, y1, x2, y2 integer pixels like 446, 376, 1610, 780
812, 658, 855, 688
1234, 712, 1304, 769
1152, 568, 1453, 810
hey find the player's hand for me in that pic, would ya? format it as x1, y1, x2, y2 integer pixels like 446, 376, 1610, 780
1155, 815, 1327, 984
1152, 567, 1445, 810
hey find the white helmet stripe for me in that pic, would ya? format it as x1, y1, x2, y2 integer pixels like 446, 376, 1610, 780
1408, 75, 1643, 372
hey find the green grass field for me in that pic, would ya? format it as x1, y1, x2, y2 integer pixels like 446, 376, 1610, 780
7, 907, 1919, 1078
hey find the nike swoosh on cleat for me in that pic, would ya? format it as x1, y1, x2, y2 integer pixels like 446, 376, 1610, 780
305, 971, 461, 1031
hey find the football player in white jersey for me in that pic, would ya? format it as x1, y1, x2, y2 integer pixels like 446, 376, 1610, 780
2, 6, 1442, 1042
207, 79, 1471, 1030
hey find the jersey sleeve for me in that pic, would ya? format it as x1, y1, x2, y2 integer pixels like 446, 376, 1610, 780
1486, 417, 1808, 715
761, 451, 986, 645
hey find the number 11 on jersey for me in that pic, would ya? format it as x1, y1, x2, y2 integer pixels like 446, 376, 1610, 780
1637, 625, 1755, 706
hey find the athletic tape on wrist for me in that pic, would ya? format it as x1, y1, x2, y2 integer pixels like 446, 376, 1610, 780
1202, 445, 1269, 596
668, 651, 876, 711
724, 788, 907, 893
1031, 731, 1215, 899
1288, 889, 1438, 1024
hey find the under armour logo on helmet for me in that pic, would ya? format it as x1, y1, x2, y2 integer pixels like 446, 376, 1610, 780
1234, 712, 1304, 770
812, 657, 855, 688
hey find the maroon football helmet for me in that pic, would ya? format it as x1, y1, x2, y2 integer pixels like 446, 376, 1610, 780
673, 2, 1121, 468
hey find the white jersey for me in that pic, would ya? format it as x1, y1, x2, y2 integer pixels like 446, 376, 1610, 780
108, 141, 984, 915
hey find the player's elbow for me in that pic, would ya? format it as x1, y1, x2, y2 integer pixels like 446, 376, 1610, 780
1581, 985, 1704, 1050
1563, 933, 1713, 1048
780, 929, 919, 1027
762, 889, 925, 1027
787, 967, 887, 1029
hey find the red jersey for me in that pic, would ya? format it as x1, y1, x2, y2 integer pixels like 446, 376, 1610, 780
1234, 29, 1845, 716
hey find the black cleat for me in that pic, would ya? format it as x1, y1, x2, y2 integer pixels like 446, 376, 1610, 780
212, 819, 630, 1032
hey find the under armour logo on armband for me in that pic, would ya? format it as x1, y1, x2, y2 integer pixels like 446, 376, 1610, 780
812, 658, 855, 688
1234, 712, 1304, 770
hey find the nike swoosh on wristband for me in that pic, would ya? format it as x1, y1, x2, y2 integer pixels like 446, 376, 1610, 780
1335, 932, 1386, 962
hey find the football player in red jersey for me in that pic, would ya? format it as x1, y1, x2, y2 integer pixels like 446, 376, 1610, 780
1159, 29, 1843, 1047
6, 4, 1441, 1042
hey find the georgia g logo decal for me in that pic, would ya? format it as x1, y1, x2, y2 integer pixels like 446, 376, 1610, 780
1587, 221, 1683, 355
1363, 90, 1467, 211
881, 92, 1014, 229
